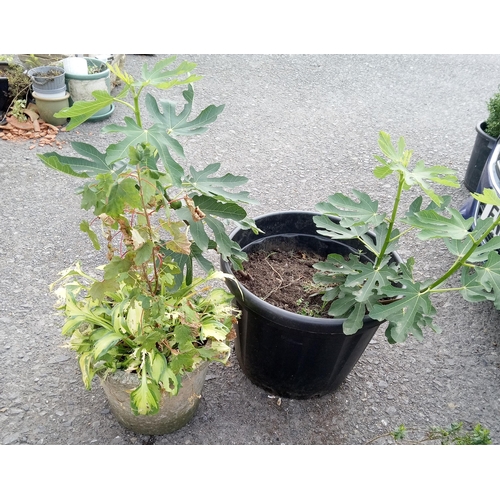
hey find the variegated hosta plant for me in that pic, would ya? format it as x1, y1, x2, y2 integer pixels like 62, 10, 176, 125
40, 56, 258, 415
51, 265, 237, 416
313, 131, 500, 344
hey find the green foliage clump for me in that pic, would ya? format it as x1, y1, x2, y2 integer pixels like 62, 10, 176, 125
312, 132, 500, 344
485, 88, 500, 138
10, 99, 27, 121
367, 422, 492, 445
40, 56, 259, 416
0, 56, 31, 110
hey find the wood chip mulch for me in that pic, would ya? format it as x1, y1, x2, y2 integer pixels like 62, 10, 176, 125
0, 105, 66, 149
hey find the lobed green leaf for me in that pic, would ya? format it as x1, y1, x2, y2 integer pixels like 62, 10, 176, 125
55, 90, 115, 130
474, 251, 500, 308
471, 188, 500, 207
315, 189, 385, 227
401, 207, 472, 240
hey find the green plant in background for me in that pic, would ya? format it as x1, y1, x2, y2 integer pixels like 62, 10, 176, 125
39, 56, 258, 415
0, 55, 31, 112
87, 60, 107, 74
366, 422, 492, 445
21, 54, 42, 69
10, 99, 27, 121
312, 131, 500, 343
485, 87, 500, 138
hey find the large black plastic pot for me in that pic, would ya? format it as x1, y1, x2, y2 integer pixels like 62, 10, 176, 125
464, 121, 498, 192
220, 211, 402, 399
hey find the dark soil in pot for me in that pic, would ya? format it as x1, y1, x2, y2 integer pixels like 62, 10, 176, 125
236, 246, 329, 317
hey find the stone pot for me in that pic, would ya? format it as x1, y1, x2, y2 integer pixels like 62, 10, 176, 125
100, 361, 209, 435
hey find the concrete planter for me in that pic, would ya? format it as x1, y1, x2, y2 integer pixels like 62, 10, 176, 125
64, 57, 114, 121
100, 362, 209, 435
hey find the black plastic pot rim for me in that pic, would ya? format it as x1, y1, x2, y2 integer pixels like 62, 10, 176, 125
228, 273, 384, 332
223, 210, 401, 334
478, 120, 499, 141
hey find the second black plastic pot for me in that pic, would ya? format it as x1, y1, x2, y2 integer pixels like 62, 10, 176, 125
0, 62, 10, 113
464, 121, 497, 192
220, 211, 401, 399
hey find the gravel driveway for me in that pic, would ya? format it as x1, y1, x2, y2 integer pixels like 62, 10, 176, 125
1, 54, 500, 446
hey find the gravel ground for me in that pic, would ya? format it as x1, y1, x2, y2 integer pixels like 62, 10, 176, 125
1, 54, 500, 448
